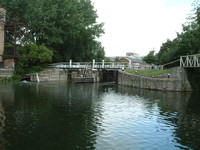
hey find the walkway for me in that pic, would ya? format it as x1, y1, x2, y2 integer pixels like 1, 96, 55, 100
180, 54, 200, 68
49, 54, 200, 70
49, 60, 133, 70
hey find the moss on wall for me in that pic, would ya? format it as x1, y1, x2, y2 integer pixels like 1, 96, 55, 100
186, 68, 200, 91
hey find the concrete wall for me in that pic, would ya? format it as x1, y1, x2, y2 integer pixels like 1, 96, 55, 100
0, 68, 14, 78
4, 59, 15, 68
30, 68, 102, 82
118, 67, 192, 92
71, 69, 100, 82
30, 68, 68, 82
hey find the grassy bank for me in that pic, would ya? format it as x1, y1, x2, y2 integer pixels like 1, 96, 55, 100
125, 69, 171, 77
0, 75, 22, 83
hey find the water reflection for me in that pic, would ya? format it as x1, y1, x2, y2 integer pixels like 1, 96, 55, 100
0, 100, 6, 150
174, 92, 200, 150
0, 82, 104, 150
0, 83, 14, 150
0, 82, 199, 150
116, 86, 200, 150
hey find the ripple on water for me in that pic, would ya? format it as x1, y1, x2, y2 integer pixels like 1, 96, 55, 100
94, 91, 186, 150
1, 83, 199, 150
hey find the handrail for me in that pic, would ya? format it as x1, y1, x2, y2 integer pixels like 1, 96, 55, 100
49, 61, 132, 69
180, 54, 200, 68
162, 59, 180, 67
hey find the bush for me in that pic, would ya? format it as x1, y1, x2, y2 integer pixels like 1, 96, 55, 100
15, 44, 53, 76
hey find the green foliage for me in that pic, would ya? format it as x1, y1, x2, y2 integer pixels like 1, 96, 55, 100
143, 1, 200, 67
15, 44, 53, 76
143, 50, 157, 64
0, 0, 105, 62
0, 75, 22, 82
157, 39, 179, 65
114, 57, 120, 62
91, 41, 105, 61
186, 68, 200, 91
104, 57, 112, 62
0, 77, 12, 82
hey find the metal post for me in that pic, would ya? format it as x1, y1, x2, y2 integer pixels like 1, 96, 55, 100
102, 60, 104, 68
70, 60, 72, 68
93, 59, 95, 69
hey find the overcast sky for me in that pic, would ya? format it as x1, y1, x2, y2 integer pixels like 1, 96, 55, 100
92, 0, 194, 56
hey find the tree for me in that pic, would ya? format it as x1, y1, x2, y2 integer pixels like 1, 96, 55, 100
143, 50, 157, 64
114, 57, 120, 62
0, 0, 105, 62
155, 1, 200, 66
157, 39, 179, 65
15, 44, 53, 76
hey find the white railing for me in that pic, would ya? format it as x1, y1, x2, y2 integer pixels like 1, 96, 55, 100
180, 54, 200, 68
49, 62, 92, 69
49, 60, 131, 69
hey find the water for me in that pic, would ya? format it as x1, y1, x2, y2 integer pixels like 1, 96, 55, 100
0, 82, 200, 150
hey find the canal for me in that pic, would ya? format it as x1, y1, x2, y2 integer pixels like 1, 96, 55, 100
0, 82, 200, 150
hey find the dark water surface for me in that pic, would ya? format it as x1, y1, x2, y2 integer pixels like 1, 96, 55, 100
0, 82, 200, 150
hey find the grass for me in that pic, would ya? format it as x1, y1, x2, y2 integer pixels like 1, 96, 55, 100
0, 75, 22, 83
125, 69, 172, 77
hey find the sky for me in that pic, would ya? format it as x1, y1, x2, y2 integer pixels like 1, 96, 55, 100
91, 0, 194, 57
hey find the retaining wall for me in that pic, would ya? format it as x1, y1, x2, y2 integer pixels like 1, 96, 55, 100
30, 68, 68, 82
118, 67, 192, 92
0, 68, 14, 78
70, 69, 100, 82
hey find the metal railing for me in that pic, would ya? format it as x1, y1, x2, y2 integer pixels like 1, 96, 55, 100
180, 54, 200, 68
49, 60, 132, 69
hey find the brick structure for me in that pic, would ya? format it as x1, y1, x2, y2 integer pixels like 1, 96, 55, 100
0, 7, 5, 64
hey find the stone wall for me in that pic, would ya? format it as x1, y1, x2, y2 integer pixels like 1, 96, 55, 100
70, 69, 100, 82
0, 68, 14, 78
4, 59, 15, 68
118, 67, 192, 92
30, 68, 68, 82
29, 68, 102, 82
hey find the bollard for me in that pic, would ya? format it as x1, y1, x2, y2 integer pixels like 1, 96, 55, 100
36, 73, 40, 82
70, 60, 72, 68
102, 60, 105, 68
93, 59, 95, 69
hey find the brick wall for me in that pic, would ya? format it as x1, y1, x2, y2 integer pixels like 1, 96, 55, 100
0, 7, 6, 62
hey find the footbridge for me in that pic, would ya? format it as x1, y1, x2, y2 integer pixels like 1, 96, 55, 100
162, 54, 200, 68
49, 60, 134, 70
180, 54, 200, 68
48, 54, 200, 70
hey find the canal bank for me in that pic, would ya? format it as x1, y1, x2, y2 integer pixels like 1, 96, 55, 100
21, 66, 194, 92
28, 68, 118, 83
27, 68, 68, 82
118, 67, 193, 92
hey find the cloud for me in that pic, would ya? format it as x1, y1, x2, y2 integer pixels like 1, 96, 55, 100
92, 0, 193, 56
